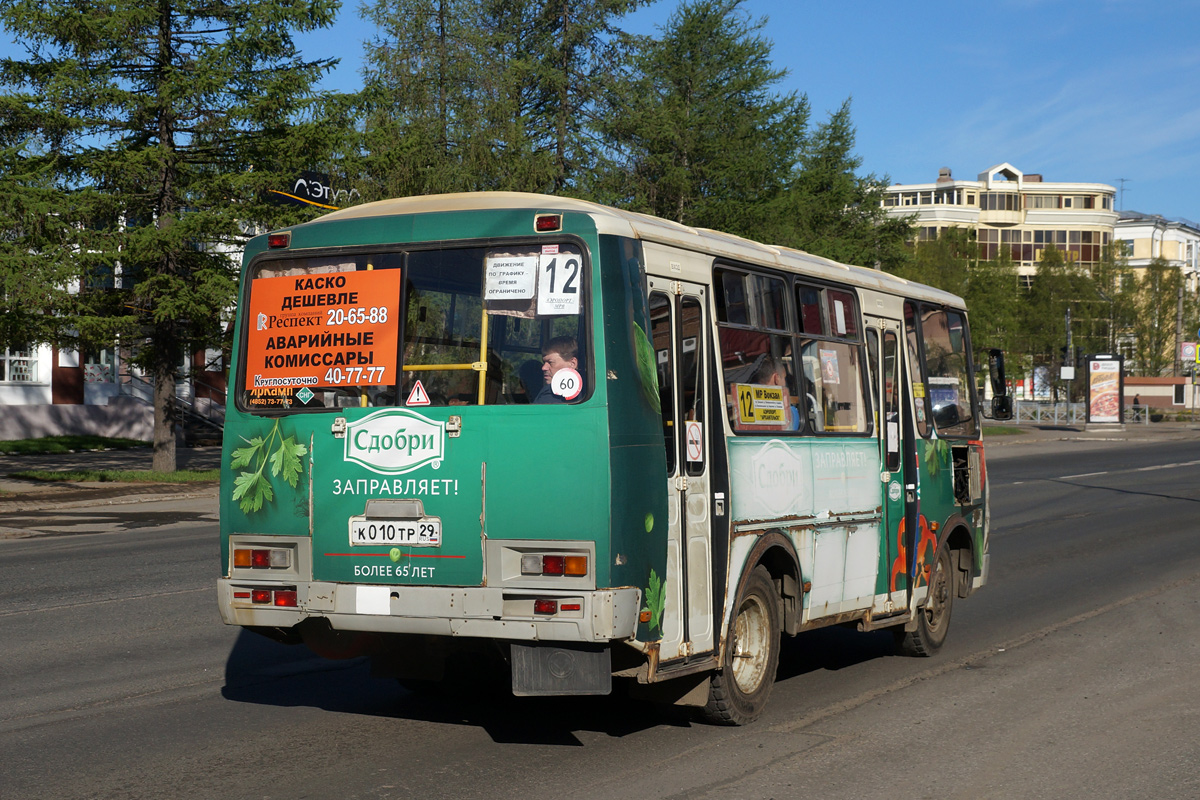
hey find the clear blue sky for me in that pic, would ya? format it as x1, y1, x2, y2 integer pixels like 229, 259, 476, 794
7, 1, 1200, 221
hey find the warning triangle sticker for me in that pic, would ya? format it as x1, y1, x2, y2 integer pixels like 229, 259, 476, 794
406, 379, 431, 406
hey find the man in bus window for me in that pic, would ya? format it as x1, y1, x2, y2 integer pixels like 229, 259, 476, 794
534, 336, 580, 404
753, 354, 800, 431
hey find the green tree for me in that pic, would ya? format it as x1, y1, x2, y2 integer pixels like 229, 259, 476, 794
791, 100, 912, 272
1017, 247, 1102, 400
1130, 258, 1183, 376
896, 226, 975, 297
356, 0, 495, 198
890, 226, 1018, 371
355, 0, 643, 198
526, 0, 647, 193
1088, 241, 1137, 356
0, 141, 89, 352
962, 243, 1020, 362
0, 0, 340, 470
592, 0, 808, 240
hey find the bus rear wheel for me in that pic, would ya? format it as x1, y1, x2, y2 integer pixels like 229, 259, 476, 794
703, 566, 781, 725
896, 543, 955, 657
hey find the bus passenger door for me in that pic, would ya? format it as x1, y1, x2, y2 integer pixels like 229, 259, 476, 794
866, 316, 911, 614
649, 280, 714, 661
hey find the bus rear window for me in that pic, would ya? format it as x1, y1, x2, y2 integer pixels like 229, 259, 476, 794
238, 244, 589, 411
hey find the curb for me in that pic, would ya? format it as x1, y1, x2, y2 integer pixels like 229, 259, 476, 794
0, 485, 218, 516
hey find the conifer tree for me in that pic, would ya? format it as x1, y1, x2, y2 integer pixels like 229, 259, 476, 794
0, 0, 339, 470
355, 0, 643, 198
594, 0, 808, 239
792, 100, 911, 272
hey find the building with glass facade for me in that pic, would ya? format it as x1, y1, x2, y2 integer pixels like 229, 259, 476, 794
881, 163, 1118, 286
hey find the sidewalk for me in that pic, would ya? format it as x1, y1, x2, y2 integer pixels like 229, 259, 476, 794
0, 446, 220, 513
984, 419, 1200, 445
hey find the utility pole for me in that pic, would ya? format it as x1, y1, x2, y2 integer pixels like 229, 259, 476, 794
1066, 306, 1074, 405
1176, 283, 1184, 377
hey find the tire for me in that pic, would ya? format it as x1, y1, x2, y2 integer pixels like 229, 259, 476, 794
895, 543, 955, 657
703, 566, 782, 725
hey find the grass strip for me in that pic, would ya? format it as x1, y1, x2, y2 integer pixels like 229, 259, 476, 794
982, 425, 1026, 436
0, 436, 148, 455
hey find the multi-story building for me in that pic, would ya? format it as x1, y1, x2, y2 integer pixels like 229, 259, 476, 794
881, 163, 1119, 286
1113, 210, 1200, 292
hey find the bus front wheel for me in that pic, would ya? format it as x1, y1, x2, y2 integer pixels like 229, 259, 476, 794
703, 566, 781, 725
896, 543, 955, 657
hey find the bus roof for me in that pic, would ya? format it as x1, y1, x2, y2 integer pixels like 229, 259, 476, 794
313, 192, 965, 309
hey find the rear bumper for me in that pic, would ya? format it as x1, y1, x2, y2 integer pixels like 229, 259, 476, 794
217, 579, 641, 643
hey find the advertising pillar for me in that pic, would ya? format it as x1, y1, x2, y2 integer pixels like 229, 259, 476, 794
1085, 354, 1124, 428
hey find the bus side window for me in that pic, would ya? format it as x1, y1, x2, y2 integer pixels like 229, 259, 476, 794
904, 301, 930, 436
650, 292, 676, 473
866, 329, 880, 429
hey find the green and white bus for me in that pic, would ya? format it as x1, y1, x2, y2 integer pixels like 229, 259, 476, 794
218, 192, 1009, 724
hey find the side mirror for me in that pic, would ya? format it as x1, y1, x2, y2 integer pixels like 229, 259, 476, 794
988, 349, 1008, 398
991, 395, 1014, 421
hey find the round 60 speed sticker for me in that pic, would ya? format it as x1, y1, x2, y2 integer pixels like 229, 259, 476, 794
552, 368, 583, 401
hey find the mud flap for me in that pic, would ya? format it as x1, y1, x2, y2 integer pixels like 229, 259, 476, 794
510, 643, 612, 696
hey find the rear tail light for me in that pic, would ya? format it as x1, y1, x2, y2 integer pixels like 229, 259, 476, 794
267, 231, 290, 248
245, 587, 298, 606
533, 599, 558, 615
519, 553, 589, 577
233, 547, 291, 570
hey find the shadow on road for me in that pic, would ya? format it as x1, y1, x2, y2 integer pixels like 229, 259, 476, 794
221, 629, 691, 744
0, 507, 216, 535
221, 623, 900, 742
776, 625, 899, 681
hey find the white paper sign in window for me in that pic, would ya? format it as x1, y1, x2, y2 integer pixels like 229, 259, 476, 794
485, 255, 537, 301
833, 299, 847, 336
537, 252, 581, 315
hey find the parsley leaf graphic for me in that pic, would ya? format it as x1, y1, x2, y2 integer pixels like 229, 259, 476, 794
231, 420, 306, 514
271, 435, 308, 488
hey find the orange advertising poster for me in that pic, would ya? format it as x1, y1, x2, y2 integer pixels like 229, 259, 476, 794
1087, 359, 1121, 423
244, 269, 402, 392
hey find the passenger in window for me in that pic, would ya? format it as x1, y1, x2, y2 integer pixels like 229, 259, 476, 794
534, 336, 581, 404
753, 355, 800, 431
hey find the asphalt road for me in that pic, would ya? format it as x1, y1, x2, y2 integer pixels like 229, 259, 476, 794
2, 438, 1199, 799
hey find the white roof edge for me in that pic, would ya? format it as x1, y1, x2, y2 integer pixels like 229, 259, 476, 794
888, 180, 1116, 192
305, 191, 963, 307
